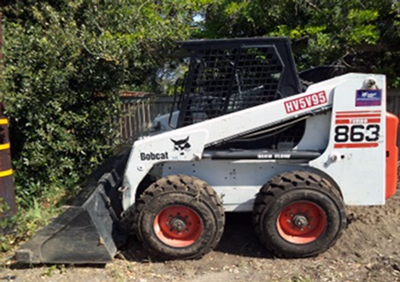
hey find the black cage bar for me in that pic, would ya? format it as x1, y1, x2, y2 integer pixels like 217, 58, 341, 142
175, 38, 302, 128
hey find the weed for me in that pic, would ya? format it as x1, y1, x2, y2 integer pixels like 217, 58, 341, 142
0, 196, 60, 253
42, 265, 57, 277
40, 264, 67, 277
58, 264, 66, 274
109, 266, 124, 282
0, 199, 11, 217
291, 275, 314, 282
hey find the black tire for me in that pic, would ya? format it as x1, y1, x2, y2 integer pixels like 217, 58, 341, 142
135, 174, 157, 200
253, 171, 346, 258
133, 175, 225, 260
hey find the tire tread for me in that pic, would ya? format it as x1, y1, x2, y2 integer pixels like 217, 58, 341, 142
253, 171, 346, 258
133, 174, 224, 260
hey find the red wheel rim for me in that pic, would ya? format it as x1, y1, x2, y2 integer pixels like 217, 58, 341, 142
277, 201, 327, 244
153, 205, 203, 248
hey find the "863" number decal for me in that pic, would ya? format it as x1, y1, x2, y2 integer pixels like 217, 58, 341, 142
334, 124, 380, 148
334, 124, 380, 143
334, 110, 381, 149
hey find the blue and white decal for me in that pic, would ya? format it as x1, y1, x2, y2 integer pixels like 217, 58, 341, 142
355, 89, 381, 107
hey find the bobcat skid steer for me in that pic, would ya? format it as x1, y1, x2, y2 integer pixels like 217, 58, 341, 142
16, 38, 399, 264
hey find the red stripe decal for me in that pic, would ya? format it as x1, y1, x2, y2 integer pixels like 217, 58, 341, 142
336, 110, 381, 114
335, 118, 381, 124
335, 120, 350, 124
367, 118, 381, 123
334, 143, 379, 149
336, 114, 381, 118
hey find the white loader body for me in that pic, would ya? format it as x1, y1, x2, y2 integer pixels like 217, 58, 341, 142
122, 73, 387, 211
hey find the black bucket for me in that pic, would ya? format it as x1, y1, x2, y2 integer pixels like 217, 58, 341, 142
15, 147, 131, 264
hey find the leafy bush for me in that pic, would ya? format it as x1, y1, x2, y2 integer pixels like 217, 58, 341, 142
0, 198, 58, 252
2, 13, 119, 207
201, 0, 400, 86
0, 0, 212, 210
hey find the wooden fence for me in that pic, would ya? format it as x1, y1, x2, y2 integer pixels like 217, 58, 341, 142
118, 95, 174, 144
118, 91, 400, 145
388, 90, 400, 117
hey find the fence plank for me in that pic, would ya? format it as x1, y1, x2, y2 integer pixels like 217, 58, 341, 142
117, 96, 173, 144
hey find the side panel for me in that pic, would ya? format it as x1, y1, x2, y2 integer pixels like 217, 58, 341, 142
294, 113, 331, 151
310, 75, 386, 205
161, 160, 311, 212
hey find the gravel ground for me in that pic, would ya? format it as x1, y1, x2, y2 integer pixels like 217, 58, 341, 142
2, 186, 400, 282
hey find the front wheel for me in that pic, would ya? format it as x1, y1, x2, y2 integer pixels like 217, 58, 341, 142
133, 175, 225, 260
253, 171, 346, 257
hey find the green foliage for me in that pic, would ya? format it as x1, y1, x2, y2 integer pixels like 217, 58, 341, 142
0, 198, 11, 217
0, 0, 212, 211
0, 198, 59, 252
42, 265, 58, 277
201, 0, 400, 86
2, 6, 118, 206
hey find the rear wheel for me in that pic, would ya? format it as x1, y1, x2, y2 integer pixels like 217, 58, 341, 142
253, 171, 346, 257
133, 175, 224, 260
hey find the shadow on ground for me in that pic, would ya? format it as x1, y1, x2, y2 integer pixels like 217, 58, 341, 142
120, 212, 272, 262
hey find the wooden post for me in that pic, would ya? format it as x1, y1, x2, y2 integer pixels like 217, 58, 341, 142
0, 103, 16, 218
0, 10, 17, 218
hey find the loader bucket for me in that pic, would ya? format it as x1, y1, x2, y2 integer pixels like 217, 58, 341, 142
15, 147, 131, 264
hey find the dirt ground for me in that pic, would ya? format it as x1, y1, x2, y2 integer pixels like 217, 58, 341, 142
2, 187, 400, 282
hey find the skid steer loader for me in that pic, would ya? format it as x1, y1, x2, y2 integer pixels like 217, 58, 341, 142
16, 38, 399, 264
